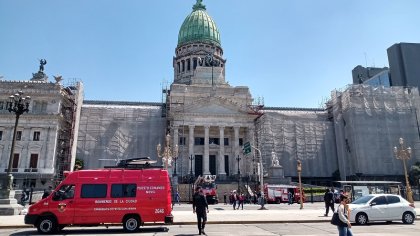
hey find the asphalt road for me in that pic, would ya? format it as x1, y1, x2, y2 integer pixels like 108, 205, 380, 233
1, 222, 419, 236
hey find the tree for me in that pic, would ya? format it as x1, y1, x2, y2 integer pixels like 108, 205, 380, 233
409, 161, 420, 187
74, 158, 84, 171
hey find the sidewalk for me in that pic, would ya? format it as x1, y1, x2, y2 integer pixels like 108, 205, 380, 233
1, 202, 418, 229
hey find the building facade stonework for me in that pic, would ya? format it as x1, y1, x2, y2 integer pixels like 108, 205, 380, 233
0, 78, 83, 190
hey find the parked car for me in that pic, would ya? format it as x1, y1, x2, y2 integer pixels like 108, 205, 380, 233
348, 194, 416, 225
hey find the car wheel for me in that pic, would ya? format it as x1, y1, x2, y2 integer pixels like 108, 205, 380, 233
37, 216, 58, 234
402, 212, 415, 224
355, 212, 368, 225
123, 215, 140, 233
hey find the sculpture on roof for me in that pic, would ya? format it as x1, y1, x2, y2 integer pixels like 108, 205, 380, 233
39, 59, 47, 72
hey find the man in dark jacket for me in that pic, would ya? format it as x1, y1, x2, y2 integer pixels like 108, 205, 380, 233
193, 186, 209, 235
324, 188, 335, 216
42, 186, 53, 199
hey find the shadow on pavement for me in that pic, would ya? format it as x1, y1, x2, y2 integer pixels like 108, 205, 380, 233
9, 226, 170, 235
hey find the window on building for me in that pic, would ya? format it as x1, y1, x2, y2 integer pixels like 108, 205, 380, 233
0, 101, 4, 110
224, 138, 229, 146
12, 153, 19, 171
194, 137, 204, 145
0, 130, 3, 141
182, 60, 185, 72
209, 138, 219, 145
179, 137, 186, 146
33, 131, 40, 141
16, 131, 22, 141
32, 101, 47, 113
111, 184, 137, 198
81, 184, 107, 198
177, 62, 180, 73
29, 154, 38, 169
187, 59, 191, 71
239, 138, 243, 146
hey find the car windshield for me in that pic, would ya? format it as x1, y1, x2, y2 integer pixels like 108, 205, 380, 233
351, 195, 374, 204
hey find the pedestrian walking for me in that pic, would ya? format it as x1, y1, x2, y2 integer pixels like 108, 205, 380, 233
20, 191, 28, 206
324, 188, 335, 216
42, 186, 53, 199
223, 192, 227, 205
336, 194, 353, 236
288, 191, 293, 205
175, 190, 181, 205
232, 191, 238, 210
193, 186, 209, 235
238, 193, 245, 210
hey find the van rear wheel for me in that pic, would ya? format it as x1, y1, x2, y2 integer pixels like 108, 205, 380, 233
37, 216, 58, 234
123, 215, 140, 233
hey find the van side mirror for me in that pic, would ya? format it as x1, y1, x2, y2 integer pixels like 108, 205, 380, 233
370, 202, 377, 206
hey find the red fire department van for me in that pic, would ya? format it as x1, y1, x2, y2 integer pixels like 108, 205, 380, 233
264, 184, 306, 204
24, 158, 173, 234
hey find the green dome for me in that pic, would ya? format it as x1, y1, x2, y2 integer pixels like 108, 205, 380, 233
177, 1, 221, 47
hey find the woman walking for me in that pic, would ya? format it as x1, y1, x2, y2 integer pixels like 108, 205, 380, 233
337, 194, 353, 236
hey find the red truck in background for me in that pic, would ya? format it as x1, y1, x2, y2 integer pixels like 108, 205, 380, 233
193, 175, 218, 204
24, 157, 173, 234
264, 184, 306, 204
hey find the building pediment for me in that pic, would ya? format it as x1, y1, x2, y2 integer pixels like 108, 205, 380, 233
184, 97, 248, 116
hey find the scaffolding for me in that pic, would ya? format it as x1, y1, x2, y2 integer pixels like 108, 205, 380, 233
53, 85, 78, 186
330, 84, 420, 180
77, 101, 166, 170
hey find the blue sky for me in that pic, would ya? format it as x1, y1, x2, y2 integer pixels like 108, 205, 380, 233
1, 0, 419, 108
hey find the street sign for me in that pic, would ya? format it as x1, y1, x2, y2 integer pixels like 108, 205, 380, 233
243, 141, 251, 155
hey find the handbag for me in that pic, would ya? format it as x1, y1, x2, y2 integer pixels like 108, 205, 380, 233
331, 212, 348, 227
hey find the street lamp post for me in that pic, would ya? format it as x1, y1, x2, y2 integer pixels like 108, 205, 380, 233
5, 91, 31, 190
393, 138, 414, 203
297, 160, 304, 209
251, 145, 266, 210
236, 155, 241, 192
188, 154, 195, 202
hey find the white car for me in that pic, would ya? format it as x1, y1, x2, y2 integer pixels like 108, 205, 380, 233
348, 194, 416, 225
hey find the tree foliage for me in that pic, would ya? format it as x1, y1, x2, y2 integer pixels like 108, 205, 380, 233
409, 161, 420, 186
74, 158, 84, 171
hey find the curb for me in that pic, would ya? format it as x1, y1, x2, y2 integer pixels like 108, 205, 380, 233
0, 219, 331, 229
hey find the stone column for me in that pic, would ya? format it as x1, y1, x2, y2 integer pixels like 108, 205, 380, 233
248, 126, 255, 177
188, 125, 195, 176
203, 125, 210, 175
218, 126, 226, 179
173, 126, 179, 174
234, 126, 240, 175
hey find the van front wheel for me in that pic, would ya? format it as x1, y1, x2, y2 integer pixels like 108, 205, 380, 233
37, 216, 58, 234
123, 215, 140, 233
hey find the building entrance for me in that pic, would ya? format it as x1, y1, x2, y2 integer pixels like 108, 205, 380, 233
209, 155, 216, 175
195, 155, 203, 177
